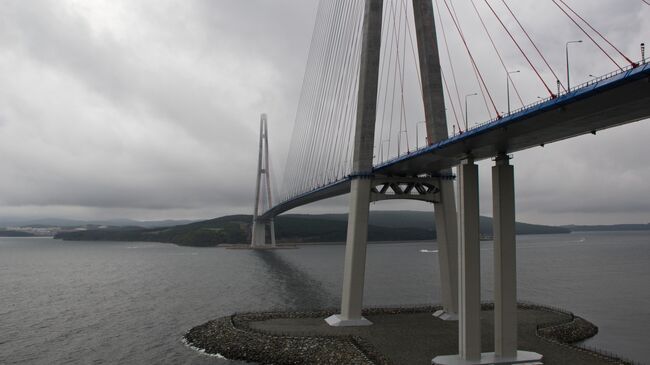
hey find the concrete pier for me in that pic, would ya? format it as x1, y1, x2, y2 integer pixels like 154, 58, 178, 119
457, 158, 481, 361
434, 178, 460, 320
326, 0, 383, 327
493, 155, 517, 357
326, 178, 373, 327
434, 156, 542, 364
414, 0, 460, 320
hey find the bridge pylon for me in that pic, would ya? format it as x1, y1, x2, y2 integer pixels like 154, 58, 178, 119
413, 0, 459, 322
251, 113, 276, 248
326, 0, 461, 327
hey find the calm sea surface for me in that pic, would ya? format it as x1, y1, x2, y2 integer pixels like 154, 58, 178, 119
1, 231, 649, 364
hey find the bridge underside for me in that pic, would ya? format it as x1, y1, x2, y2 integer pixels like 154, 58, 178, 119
263, 65, 650, 220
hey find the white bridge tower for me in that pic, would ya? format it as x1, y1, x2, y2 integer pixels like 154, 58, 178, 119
251, 113, 276, 247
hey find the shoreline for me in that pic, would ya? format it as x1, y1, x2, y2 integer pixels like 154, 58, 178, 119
183, 302, 632, 365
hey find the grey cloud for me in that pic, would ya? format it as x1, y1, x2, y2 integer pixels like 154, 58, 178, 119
0, 0, 648, 225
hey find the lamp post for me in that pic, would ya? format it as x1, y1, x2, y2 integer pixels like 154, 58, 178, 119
566, 40, 582, 91
465, 93, 478, 132
416, 121, 427, 149
506, 70, 520, 114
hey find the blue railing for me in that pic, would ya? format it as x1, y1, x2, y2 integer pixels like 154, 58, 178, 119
460, 58, 648, 134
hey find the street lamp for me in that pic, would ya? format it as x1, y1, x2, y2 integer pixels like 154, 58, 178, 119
465, 93, 478, 132
416, 121, 427, 149
506, 70, 520, 114
566, 40, 582, 91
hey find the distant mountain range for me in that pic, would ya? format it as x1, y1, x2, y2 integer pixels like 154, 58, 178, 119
562, 223, 650, 232
53, 211, 571, 247
0, 218, 195, 228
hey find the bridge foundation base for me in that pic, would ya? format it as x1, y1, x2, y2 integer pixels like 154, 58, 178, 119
432, 351, 543, 365
324, 314, 373, 327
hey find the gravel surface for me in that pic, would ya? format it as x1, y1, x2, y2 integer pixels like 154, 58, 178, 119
184, 303, 631, 365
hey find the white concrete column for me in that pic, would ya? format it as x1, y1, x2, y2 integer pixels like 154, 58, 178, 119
434, 157, 543, 365
251, 219, 266, 247
458, 158, 481, 361
269, 219, 277, 247
492, 155, 517, 358
433, 177, 459, 320
325, 177, 373, 326
326, 0, 381, 327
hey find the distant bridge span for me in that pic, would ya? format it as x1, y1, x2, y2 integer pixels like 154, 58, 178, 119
261, 62, 650, 220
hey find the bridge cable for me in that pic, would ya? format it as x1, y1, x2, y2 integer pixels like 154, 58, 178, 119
334, 0, 364, 180
318, 0, 356, 184
401, 0, 424, 100
291, 0, 332, 195
558, 0, 637, 67
283, 0, 330, 200
386, 1, 403, 159
481, 0, 556, 98
400, 0, 408, 153
380, 1, 404, 161
551, 0, 633, 70
442, 0, 501, 119
498, 0, 567, 93
329, 1, 364, 182
470, 0, 525, 108
434, 0, 466, 132
391, 0, 411, 155
309, 0, 347, 188
291, 0, 345, 198
441, 71, 462, 133
377, 1, 394, 164
447, 0, 494, 120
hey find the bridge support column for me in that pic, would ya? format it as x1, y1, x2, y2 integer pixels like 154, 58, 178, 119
433, 159, 481, 364
326, 177, 372, 326
326, 0, 382, 327
457, 159, 482, 361
435, 156, 543, 364
251, 219, 267, 247
433, 176, 459, 321
492, 155, 542, 363
492, 155, 517, 358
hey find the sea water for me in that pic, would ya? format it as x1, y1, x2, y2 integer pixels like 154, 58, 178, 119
0, 231, 648, 364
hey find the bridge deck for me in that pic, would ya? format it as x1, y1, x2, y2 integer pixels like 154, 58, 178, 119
263, 63, 650, 219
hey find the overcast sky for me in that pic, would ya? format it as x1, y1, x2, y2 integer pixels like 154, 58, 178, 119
0, 0, 648, 225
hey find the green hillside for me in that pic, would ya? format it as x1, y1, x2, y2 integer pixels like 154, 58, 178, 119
562, 223, 650, 232
0, 230, 35, 237
54, 211, 568, 247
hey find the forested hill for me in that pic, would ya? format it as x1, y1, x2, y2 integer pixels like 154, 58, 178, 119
562, 223, 650, 232
54, 211, 569, 247
0, 230, 35, 237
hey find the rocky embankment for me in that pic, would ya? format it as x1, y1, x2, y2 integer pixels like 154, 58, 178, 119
183, 304, 621, 365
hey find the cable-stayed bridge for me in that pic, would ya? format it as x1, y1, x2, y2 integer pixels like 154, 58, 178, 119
250, 1, 649, 363
262, 62, 650, 219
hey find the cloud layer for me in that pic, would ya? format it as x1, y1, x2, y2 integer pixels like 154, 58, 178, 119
0, 0, 648, 225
